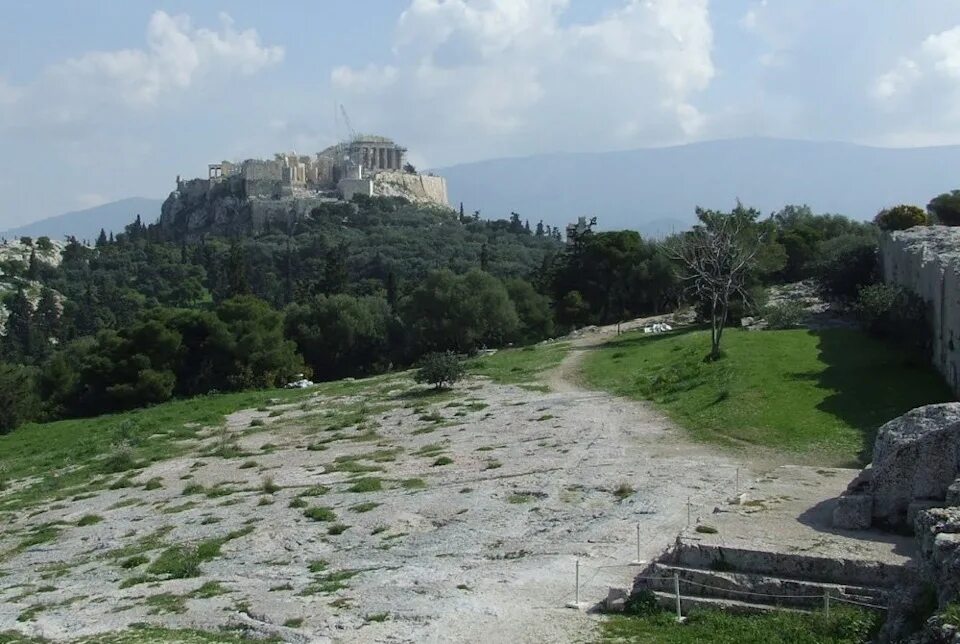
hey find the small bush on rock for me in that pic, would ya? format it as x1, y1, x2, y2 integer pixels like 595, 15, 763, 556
874, 205, 929, 231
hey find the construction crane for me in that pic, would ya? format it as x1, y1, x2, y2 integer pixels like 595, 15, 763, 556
340, 104, 358, 144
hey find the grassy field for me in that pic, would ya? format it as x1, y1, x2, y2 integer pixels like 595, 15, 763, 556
581, 327, 953, 466
600, 606, 879, 644
0, 387, 320, 513
467, 341, 569, 386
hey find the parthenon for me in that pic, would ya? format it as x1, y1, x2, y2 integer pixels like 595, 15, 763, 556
343, 136, 407, 172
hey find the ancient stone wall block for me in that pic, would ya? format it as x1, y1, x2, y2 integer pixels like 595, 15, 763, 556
833, 494, 873, 530
870, 403, 960, 530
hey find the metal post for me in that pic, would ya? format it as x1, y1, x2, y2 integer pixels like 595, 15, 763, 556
674, 572, 682, 621
824, 589, 830, 616
637, 523, 641, 562
575, 558, 580, 605
736, 467, 740, 496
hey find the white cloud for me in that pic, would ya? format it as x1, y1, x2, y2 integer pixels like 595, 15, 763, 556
873, 25, 960, 101
872, 58, 920, 101
870, 24, 960, 142
51, 11, 283, 108
332, 0, 714, 163
0, 11, 283, 135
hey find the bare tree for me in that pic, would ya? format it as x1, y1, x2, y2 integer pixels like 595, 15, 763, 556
667, 206, 765, 360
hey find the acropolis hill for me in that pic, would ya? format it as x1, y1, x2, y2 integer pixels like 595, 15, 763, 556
158, 135, 449, 239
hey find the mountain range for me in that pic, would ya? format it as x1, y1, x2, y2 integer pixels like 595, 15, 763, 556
439, 137, 960, 237
1, 197, 163, 243
7, 138, 960, 241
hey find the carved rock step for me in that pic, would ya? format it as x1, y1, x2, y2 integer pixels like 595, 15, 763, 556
671, 542, 912, 588
648, 590, 809, 616
638, 563, 887, 609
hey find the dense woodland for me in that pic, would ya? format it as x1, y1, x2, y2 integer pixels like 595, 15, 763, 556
0, 190, 935, 433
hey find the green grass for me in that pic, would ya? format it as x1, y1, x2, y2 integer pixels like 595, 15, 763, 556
599, 606, 880, 644
304, 506, 337, 522
467, 341, 570, 385
347, 477, 382, 493
581, 327, 953, 466
0, 388, 313, 513
76, 514, 103, 526
145, 527, 254, 580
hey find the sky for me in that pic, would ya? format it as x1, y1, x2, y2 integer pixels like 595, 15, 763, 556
3, 0, 960, 229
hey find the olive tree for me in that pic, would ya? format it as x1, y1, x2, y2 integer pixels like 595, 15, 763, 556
667, 205, 765, 360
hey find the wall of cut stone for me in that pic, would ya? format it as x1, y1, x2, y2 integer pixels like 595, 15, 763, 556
881, 226, 960, 395
338, 178, 373, 202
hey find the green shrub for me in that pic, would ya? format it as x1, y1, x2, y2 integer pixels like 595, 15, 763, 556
764, 300, 805, 329
414, 351, 466, 390
810, 233, 879, 300
304, 506, 336, 522
855, 284, 930, 357
875, 204, 929, 231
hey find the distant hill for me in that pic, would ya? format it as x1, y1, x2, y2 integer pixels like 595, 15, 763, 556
1, 197, 163, 243
439, 138, 960, 235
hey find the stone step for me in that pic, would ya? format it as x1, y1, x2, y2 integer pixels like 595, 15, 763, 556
648, 590, 809, 616
636, 563, 886, 609
671, 541, 912, 588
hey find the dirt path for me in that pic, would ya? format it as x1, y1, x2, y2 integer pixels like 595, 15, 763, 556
0, 321, 750, 644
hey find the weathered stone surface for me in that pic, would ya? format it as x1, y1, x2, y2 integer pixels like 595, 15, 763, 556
947, 479, 960, 507
833, 494, 873, 530
870, 404, 960, 530
606, 587, 628, 612
881, 226, 960, 397
915, 508, 960, 604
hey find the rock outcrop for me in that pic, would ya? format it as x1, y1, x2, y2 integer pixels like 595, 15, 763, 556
881, 226, 960, 396
833, 404, 960, 532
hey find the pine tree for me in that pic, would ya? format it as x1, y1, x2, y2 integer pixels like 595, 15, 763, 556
96, 228, 108, 247
226, 240, 249, 297
480, 243, 490, 272
27, 248, 39, 280
385, 271, 398, 310
35, 287, 61, 344
536, 220, 545, 237
3, 288, 37, 362
459, 202, 465, 222
525, 220, 531, 234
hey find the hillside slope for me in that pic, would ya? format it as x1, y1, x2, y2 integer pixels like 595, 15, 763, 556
440, 138, 960, 235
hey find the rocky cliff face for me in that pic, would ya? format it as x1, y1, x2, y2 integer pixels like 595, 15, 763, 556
372, 171, 448, 207
158, 172, 450, 240
881, 227, 960, 396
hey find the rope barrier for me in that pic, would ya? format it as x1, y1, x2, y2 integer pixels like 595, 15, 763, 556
831, 596, 889, 611
674, 579, 822, 600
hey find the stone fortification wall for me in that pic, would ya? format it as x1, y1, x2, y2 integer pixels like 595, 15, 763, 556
373, 171, 449, 207
881, 226, 960, 395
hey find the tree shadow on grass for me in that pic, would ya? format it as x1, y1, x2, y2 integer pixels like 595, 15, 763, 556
795, 329, 954, 467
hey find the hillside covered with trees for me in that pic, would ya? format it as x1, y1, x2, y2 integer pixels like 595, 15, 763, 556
0, 191, 921, 434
